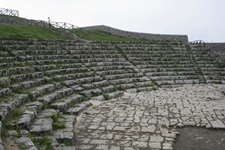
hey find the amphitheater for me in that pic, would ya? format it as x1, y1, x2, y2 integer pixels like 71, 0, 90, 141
0, 9, 225, 150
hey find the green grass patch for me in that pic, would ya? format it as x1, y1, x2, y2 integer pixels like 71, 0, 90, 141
2, 107, 24, 137
103, 93, 110, 100
72, 29, 148, 41
47, 114, 66, 130
52, 122, 66, 130
0, 23, 71, 39
31, 136, 54, 150
219, 54, 225, 62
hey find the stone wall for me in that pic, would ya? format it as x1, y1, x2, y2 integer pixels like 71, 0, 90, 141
207, 43, 225, 54
80, 25, 188, 42
0, 15, 49, 26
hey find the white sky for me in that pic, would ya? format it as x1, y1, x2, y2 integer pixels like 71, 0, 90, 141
1, 0, 224, 42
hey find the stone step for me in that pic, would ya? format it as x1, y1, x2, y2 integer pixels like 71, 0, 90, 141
206, 80, 223, 84
30, 109, 59, 133
80, 58, 127, 63
63, 76, 102, 86
53, 115, 76, 146
91, 65, 134, 71
11, 77, 52, 90
0, 57, 17, 63
72, 54, 122, 58
37, 88, 74, 104
107, 90, 124, 99
0, 66, 35, 77
0, 88, 12, 97
12, 50, 70, 55
140, 67, 194, 72
70, 50, 117, 54
66, 101, 92, 115
15, 137, 37, 150
92, 80, 110, 87
96, 69, 135, 76
101, 85, 116, 93
44, 68, 88, 76
156, 79, 199, 85
17, 55, 76, 61
50, 94, 83, 112
17, 101, 43, 129
135, 81, 153, 87
109, 78, 134, 85
133, 60, 191, 65
84, 61, 131, 67
146, 71, 196, 76
150, 75, 198, 81
0, 94, 28, 121
126, 86, 154, 93
9, 72, 44, 83
136, 64, 195, 69
54, 72, 95, 81
80, 88, 102, 97
24, 59, 80, 66
29, 83, 62, 98
117, 83, 136, 90
105, 73, 143, 80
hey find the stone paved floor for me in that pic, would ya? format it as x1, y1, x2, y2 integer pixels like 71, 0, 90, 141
74, 84, 225, 150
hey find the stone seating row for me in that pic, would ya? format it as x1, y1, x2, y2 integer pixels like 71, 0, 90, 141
0, 39, 224, 149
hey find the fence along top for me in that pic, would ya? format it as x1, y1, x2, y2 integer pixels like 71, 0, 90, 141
0, 7, 19, 17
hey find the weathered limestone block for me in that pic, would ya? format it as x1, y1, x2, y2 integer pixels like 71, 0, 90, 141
93, 80, 109, 87
30, 83, 61, 98
108, 91, 124, 98
50, 94, 83, 111
30, 118, 53, 133
82, 83, 95, 90
15, 137, 37, 150
39, 109, 59, 118
18, 110, 36, 129
110, 78, 133, 84
101, 85, 116, 93
66, 101, 92, 115
71, 85, 84, 92
135, 81, 152, 87
34, 64, 57, 71
38, 88, 73, 103
0, 94, 28, 121
80, 89, 102, 97
54, 115, 76, 144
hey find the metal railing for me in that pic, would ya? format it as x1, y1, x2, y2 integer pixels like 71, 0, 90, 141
0, 7, 19, 17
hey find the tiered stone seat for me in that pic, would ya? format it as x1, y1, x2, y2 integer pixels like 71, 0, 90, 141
0, 38, 224, 149
190, 44, 225, 84
81, 42, 154, 92
118, 42, 200, 87
0, 39, 90, 149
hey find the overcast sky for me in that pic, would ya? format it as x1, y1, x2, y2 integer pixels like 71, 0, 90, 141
1, 0, 224, 42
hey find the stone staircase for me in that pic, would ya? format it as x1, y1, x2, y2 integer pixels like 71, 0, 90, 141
0, 38, 224, 149
117, 41, 200, 87
190, 43, 225, 84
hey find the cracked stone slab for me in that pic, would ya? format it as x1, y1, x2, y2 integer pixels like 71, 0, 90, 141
30, 118, 53, 133
74, 84, 225, 149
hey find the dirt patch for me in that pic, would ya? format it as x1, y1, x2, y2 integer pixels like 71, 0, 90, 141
174, 127, 225, 150
3, 138, 19, 150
